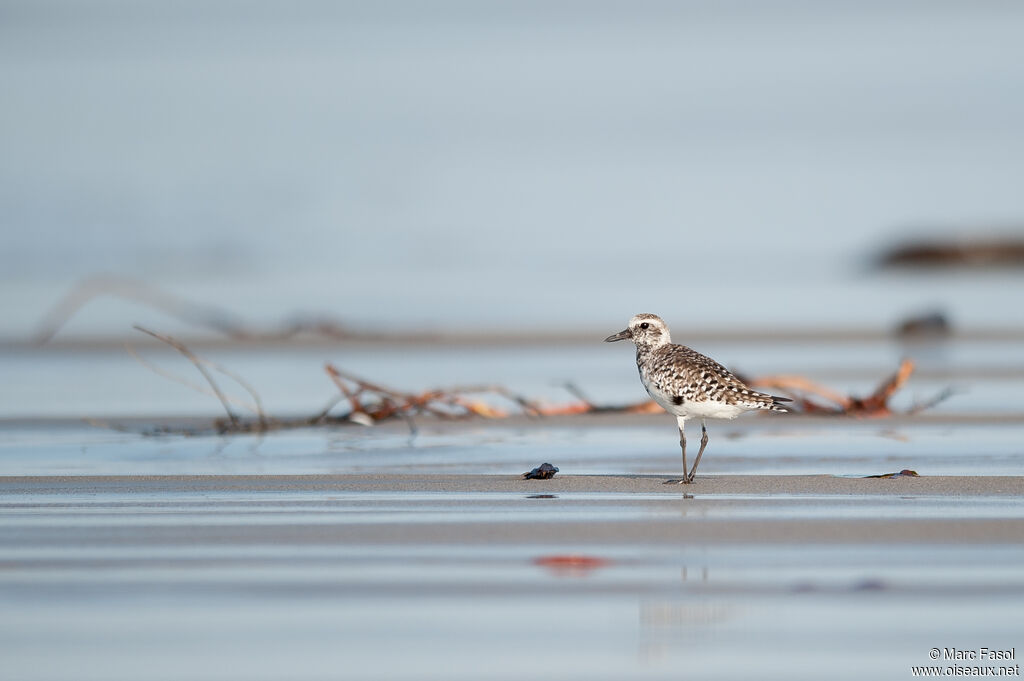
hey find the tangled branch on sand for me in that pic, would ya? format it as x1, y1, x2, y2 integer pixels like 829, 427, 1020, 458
748, 359, 954, 418
126, 328, 951, 435
312, 364, 548, 427
128, 326, 585, 434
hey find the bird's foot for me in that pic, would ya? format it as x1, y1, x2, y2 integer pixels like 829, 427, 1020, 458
663, 478, 693, 485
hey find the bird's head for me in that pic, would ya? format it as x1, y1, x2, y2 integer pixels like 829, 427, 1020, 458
604, 313, 671, 349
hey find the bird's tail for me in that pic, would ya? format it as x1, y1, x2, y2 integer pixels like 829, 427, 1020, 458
766, 395, 792, 412
748, 393, 792, 412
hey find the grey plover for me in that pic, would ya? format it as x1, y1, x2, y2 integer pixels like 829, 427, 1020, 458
605, 313, 790, 484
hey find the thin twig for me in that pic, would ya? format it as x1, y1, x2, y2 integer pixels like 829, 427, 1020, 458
326, 366, 403, 399
124, 343, 259, 414
562, 382, 596, 409
35, 276, 249, 344
211, 364, 268, 428
133, 325, 240, 426
34, 275, 359, 344
398, 409, 419, 438
324, 364, 368, 418
907, 387, 959, 415
310, 395, 346, 424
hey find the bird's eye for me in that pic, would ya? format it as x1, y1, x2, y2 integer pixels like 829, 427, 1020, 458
640, 322, 650, 329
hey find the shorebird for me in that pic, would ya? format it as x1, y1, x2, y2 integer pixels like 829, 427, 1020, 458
605, 313, 790, 483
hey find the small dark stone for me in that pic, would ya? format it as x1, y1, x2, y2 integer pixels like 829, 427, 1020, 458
523, 463, 559, 480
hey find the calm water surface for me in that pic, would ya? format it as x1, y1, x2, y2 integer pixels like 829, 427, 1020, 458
2, 484, 1022, 681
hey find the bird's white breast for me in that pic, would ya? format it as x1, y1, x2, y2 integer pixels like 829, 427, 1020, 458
641, 372, 746, 421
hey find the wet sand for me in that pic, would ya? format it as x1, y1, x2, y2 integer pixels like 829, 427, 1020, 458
4, 474, 1023, 549
4, 468, 1024, 680
6, 471, 1021, 496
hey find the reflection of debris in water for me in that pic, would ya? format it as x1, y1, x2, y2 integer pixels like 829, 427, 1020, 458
638, 601, 739, 662
640, 601, 737, 628
533, 554, 611, 577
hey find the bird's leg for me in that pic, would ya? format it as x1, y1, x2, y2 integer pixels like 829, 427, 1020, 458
664, 418, 690, 485
687, 421, 709, 483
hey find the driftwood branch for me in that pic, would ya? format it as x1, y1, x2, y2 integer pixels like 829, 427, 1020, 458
749, 359, 951, 418
325, 364, 367, 418
317, 365, 549, 423
121, 324, 951, 435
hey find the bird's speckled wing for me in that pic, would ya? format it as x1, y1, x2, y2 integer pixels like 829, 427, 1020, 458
640, 343, 788, 411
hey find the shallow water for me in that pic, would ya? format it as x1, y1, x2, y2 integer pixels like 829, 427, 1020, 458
2, 482, 1022, 681
8, 590, 1018, 681
3, 415, 1023, 478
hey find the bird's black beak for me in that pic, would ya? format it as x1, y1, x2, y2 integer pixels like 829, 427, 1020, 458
604, 329, 632, 342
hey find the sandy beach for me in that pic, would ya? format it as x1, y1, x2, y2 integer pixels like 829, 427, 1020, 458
7, 471, 1021, 496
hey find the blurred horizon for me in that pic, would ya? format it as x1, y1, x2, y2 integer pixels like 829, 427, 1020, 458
3, 0, 1024, 339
